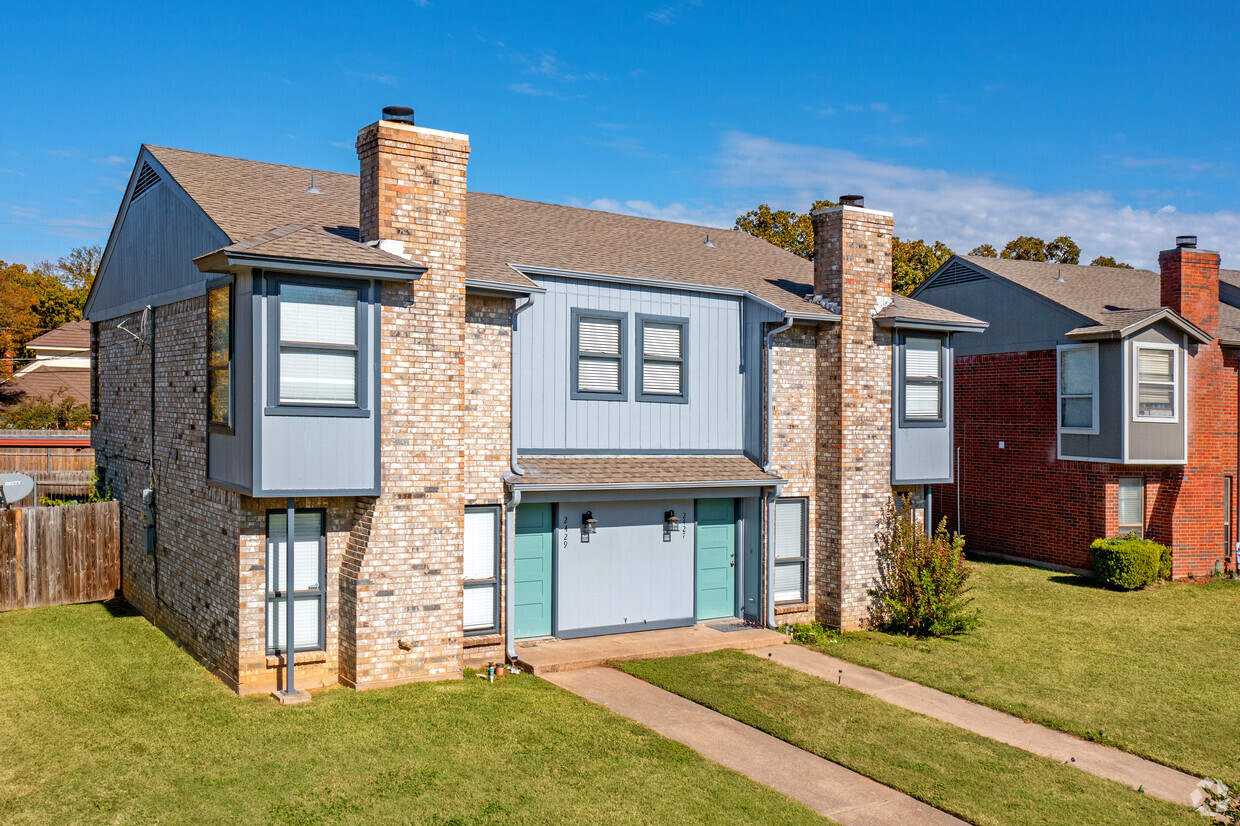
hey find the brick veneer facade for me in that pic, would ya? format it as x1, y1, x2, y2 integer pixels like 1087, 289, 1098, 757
933, 245, 1238, 579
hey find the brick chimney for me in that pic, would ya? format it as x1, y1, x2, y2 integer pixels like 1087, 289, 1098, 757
809, 198, 894, 630
1159, 236, 1219, 337
342, 110, 470, 689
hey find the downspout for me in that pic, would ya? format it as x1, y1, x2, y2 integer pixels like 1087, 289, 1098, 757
765, 481, 785, 629
503, 486, 522, 663
764, 316, 795, 473
509, 294, 536, 476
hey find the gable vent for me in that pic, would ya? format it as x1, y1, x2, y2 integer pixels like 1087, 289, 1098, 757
131, 162, 162, 201
927, 259, 986, 288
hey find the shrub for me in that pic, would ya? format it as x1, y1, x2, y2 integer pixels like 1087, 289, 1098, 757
1090, 534, 1170, 590
869, 499, 978, 637
780, 621, 839, 647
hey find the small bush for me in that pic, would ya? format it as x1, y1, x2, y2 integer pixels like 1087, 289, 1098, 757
1090, 534, 1170, 590
869, 499, 978, 637
780, 621, 839, 647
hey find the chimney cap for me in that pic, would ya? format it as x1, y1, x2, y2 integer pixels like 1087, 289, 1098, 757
839, 194, 864, 208
381, 105, 415, 125
1176, 235, 1198, 249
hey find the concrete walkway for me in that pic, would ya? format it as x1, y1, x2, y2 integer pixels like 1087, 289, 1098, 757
516, 622, 785, 674
546, 667, 964, 826
755, 644, 1202, 807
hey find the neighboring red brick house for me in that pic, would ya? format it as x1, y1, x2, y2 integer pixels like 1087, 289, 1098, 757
913, 241, 1239, 578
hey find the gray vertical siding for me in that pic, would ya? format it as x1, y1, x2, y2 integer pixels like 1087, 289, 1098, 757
892, 334, 955, 483
1126, 322, 1188, 462
1060, 339, 1124, 461
515, 275, 746, 453
914, 275, 1087, 356
743, 300, 783, 462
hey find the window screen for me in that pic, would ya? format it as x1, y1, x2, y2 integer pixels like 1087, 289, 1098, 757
278, 283, 358, 405
903, 336, 943, 422
464, 507, 499, 634
207, 284, 231, 426
1059, 345, 1096, 430
1117, 477, 1143, 534
774, 498, 806, 603
1135, 346, 1175, 419
266, 510, 325, 653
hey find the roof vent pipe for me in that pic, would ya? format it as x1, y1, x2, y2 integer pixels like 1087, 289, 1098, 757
1176, 235, 1198, 249
307, 174, 323, 195
381, 105, 415, 126
839, 194, 864, 207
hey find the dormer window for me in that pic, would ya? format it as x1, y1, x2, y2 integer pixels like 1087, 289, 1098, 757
1134, 343, 1177, 421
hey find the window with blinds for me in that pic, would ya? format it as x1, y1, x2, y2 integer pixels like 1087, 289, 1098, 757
638, 316, 687, 401
277, 282, 359, 406
1058, 344, 1097, 432
266, 509, 325, 653
1117, 477, 1143, 535
464, 506, 499, 635
207, 283, 232, 427
572, 310, 626, 399
902, 335, 943, 423
774, 498, 807, 603
1134, 345, 1176, 420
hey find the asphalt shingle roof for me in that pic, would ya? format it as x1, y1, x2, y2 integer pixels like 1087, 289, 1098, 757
26, 320, 89, 351
209, 221, 424, 271
510, 455, 782, 489
874, 294, 987, 330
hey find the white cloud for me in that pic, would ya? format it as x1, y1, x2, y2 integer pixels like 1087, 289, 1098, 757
711, 132, 1240, 269
577, 198, 736, 228
92, 155, 128, 165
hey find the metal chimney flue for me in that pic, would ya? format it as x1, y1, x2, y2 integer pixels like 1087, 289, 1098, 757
839, 194, 865, 208
1176, 235, 1197, 249
381, 105, 415, 126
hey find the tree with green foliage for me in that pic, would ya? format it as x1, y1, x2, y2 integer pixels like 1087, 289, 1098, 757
0, 390, 90, 430
1090, 255, 1133, 269
892, 237, 954, 295
970, 243, 998, 257
997, 234, 1080, 264
733, 200, 836, 260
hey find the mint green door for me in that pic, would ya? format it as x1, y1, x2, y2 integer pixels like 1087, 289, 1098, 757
514, 503, 553, 639
696, 498, 736, 620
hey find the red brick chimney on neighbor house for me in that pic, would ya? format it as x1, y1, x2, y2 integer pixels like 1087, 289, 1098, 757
1160, 235, 1220, 337
341, 107, 470, 689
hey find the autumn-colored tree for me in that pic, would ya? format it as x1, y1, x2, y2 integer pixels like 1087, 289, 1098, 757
733, 200, 837, 260
970, 244, 998, 257
1090, 255, 1133, 269
0, 245, 102, 381
892, 238, 954, 295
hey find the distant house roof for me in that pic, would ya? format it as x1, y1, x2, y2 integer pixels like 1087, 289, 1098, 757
918, 255, 1240, 343
26, 320, 89, 352
141, 144, 978, 329
1, 364, 90, 408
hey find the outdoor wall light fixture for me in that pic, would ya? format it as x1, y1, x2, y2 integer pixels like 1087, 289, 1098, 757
663, 510, 681, 541
581, 511, 598, 539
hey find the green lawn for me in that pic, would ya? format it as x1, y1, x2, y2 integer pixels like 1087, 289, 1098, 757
811, 557, 1240, 784
620, 651, 1198, 826
0, 602, 824, 825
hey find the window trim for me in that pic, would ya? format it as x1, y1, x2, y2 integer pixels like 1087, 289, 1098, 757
206, 280, 234, 433
1117, 476, 1144, 535
570, 308, 628, 402
1057, 342, 1100, 435
773, 496, 808, 605
464, 505, 501, 637
264, 507, 327, 655
1131, 341, 1179, 424
265, 275, 369, 416
899, 333, 946, 428
636, 313, 689, 404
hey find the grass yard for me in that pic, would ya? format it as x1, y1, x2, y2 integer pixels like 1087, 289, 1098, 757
810, 557, 1240, 785
620, 651, 1198, 826
0, 602, 824, 825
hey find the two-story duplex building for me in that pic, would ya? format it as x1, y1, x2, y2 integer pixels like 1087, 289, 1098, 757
912, 242, 1238, 578
87, 109, 983, 695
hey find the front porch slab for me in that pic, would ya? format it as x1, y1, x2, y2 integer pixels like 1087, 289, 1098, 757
515, 622, 786, 674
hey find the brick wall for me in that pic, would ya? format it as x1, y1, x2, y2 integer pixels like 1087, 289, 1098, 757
94, 298, 244, 688
934, 347, 1237, 577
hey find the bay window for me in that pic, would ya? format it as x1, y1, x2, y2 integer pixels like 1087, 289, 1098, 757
1058, 343, 1098, 433
207, 281, 232, 428
902, 335, 944, 424
275, 281, 362, 408
1134, 343, 1177, 421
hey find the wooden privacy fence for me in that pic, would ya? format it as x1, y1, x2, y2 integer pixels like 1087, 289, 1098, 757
0, 500, 120, 611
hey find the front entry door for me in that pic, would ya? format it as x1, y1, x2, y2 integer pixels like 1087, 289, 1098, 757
514, 503, 553, 638
696, 498, 736, 620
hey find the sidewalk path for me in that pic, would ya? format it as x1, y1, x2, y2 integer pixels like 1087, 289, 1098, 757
546, 667, 964, 826
756, 644, 1201, 807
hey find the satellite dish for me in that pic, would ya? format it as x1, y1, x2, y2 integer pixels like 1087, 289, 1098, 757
0, 472, 35, 505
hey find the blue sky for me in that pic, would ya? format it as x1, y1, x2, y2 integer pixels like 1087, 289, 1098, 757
3, 0, 1239, 269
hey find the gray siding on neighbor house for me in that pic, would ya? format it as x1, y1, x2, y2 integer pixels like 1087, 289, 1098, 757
1126, 323, 1187, 463
554, 497, 697, 635
1060, 339, 1124, 461
914, 271, 1088, 356
515, 275, 745, 453
88, 152, 228, 321
207, 272, 256, 490
892, 333, 955, 483
743, 299, 784, 462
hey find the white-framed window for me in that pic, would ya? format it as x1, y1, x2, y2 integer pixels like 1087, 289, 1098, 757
773, 498, 807, 604
276, 282, 360, 406
1117, 477, 1144, 535
571, 309, 627, 400
902, 335, 945, 425
637, 315, 687, 402
1057, 343, 1099, 434
266, 509, 326, 654
464, 506, 500, 635
1133, 342, 1178, 422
